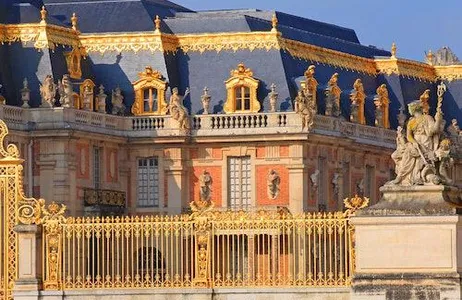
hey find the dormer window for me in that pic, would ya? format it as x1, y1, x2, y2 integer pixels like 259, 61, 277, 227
132, 67, 167, 116
64, 47, 86, 79
224, 63, 260, 114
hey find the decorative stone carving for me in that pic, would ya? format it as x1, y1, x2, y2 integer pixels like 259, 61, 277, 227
356, 178, 364, 196
111, 87, 125, 115
201, 87, 211, 115
40, 75, 57, 108
58, 74, 74, 108
448, 119, 461, 136
397, 106, 407, 128
419, 89, 430, 115
267, 169, 280, 199
310, 169, 320, 193
332, 173, 340, 196
374, 84, 390, 129
168, 87, 191, 132
325, 73, 341, 117
268, 83, 278, 113
95, 85, 107, 113
20, 78, 30, 108
389, 82, 453, 186
80, 79, 95, 111
349, 79, 366, 125
199, 170, 212, 201
294, 89, 315, 131
302, 65, 318, 113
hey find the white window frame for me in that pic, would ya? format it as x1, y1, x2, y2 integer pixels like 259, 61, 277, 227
228, 156, 251, 210
137, 157, 160, 207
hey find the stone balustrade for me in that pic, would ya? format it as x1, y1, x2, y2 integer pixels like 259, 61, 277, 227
0, 105, 398, 147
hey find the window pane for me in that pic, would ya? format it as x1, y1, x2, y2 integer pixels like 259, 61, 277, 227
137, 157, 160, 207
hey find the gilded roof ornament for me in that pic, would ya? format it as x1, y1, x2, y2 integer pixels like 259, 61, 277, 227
391, 42, 397, 58
271, 13, 278, 32
426, 50, 434, 65
138, 66, 162, 79
71, 13, 78, 31
40, 6, 47, 24
231, 63, 253, 77
154, 15, 161, 33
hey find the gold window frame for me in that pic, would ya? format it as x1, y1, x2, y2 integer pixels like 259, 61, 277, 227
132, 67, 167, 116
64, 47, 85, 79
79, 79, 95, 110
224, 63, 260, 114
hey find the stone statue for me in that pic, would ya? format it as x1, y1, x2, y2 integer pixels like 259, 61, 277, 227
349, 79, 366, 125
397, 107, 407, 128
374, 84, 390, 129
294, 90, 315, 131
168, 87, 191, 132
111, 87, 125, 115
325, 73, 341, 117
267, 169, 281, 199
448, 119, 461, 136
201, 87, 211, 115
419, 89, 430, 115
332, 173, 340, 196
199, 170, 212, 201
40, 75, 57, 108
82, 84, 94, 111
20, 78, 30, 108
58, 74, 74, 108
268, 83, 279, 113
389, 83, 451, 186
96, 85, 107, 113
310, 169, 320, 192
303, 65, 318, 113
356, 178, 364, 196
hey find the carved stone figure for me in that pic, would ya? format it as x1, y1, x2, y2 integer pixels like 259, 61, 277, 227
374, 84, 390, 129
201, 87, 211, 115
268, 83, 279, 113
419, 89, 430, 115
58, 74, 74, 108
349, 79, 366, 125
96, 85, 107, 113
168, 87, 191, 132
199, 170, 212, 201
356, 178, 364, 196
267, 169, 281, 199
310, 169, 320, 193
397, 107, 407, 128
325, 73, 341, 117
294, 90, 315, 131
40, 75, 57, 108
389, 83, 450, 186
20, 78, 30, 108
303, 65, 318, 113
82, 84, 94, 111
448, 119, 461, 136
332, 173, 340, 196
391, 126, 406, 174
111, 87, 125, 115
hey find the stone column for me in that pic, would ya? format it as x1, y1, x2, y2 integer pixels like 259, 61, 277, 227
165, 167, 187, 215
13, 225, 42, 300
351, 185, 462, 300
288, 164, 306, 213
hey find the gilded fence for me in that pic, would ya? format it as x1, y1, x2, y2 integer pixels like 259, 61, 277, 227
40, 198, 368, 290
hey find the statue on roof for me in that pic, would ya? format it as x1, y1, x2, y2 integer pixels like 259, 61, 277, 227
349, 79, 366, 125
294, 89, 315, 131
389, 82, 453, 186
325, 73, 341, 117
374, 84, 390, 129
111, 87, 125, 115
40, 75, 57, 108
302, 65, 318, 113
96, 85, 107, 113
58, 74, 74, 108
168, 87, 191, 133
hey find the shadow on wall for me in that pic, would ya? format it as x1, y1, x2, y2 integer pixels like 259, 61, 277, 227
87, 54, 132, 114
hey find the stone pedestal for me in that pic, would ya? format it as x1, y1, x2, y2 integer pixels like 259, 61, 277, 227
13, 225, 42, 300
351, 185, 462, 300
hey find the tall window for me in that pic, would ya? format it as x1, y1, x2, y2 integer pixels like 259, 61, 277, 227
235, 86, 251, 111
228, 156, 251, 209
142, 88, 158, 113
93, 147, 101, 189
317, 157, 327, 211
137, 157, 159, 207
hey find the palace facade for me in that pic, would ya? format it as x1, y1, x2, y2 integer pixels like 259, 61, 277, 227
1, 0, 462, 217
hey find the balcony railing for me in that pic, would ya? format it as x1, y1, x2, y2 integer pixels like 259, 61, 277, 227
84, 188, 126, 207
0, 105, 397, 147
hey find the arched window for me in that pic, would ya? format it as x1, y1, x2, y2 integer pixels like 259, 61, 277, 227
132, 67, 167, 116
224, 63, 260, 114
64, 47, 85, 79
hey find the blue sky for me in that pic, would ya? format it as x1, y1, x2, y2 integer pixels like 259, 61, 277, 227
177, 0, 461, 62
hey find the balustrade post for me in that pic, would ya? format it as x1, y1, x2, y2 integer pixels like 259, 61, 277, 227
13, 225, 42, 300
193, 216, 211, 287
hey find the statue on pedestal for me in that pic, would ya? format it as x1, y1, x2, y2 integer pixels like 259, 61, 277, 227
20, 78, 30, 108
58, 74, 74, 108
325, 73, 341, 117
374, 84, 390, 129
294, 89, 315, 131
96, 85, 107, 113
82, 84, 94, 111
40, 75, 57, 108
201, 87, 211, 115
168, 87, 191, 132
302, 65, 318, 113
349, 79, 366, 125
111, 87, 125, 115
389, 82, 452, 186
269, 83, 279, 113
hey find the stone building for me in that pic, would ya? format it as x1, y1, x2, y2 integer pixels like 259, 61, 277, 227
1, 0, 462, 217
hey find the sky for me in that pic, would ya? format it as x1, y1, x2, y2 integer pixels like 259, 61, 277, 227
176, 0, 462, 62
